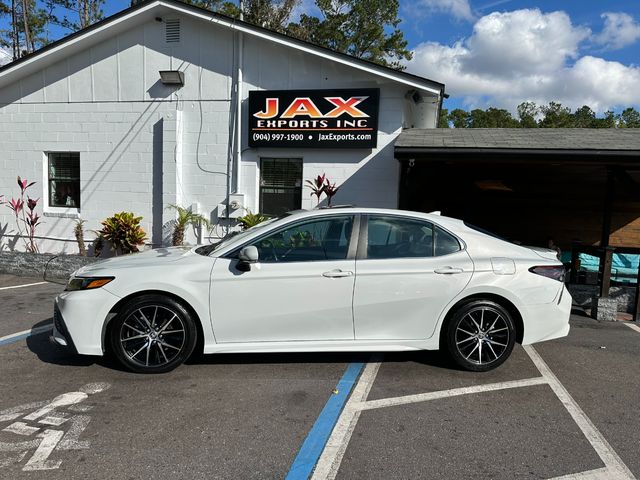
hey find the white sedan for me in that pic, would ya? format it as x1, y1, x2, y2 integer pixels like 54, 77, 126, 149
51, 208, 571, 373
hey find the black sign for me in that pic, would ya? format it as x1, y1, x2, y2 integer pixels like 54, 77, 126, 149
248, 88, 379, 149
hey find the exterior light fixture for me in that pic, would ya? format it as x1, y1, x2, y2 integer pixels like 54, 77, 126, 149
159, 70, 185, 86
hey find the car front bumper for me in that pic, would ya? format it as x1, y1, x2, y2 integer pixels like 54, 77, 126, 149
52, 287, 121, 356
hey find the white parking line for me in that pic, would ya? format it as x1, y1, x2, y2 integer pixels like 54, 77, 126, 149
356, 376, 547, 411
0, 325, 53, 346
550, 467, 613, 479
0, 282, 47, 291
311, 357, 382, 480
624, 323, 640, 334
523, 345, 636, 480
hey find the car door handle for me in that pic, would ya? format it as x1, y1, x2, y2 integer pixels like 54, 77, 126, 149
434, 267, 464, 274
322, 269, 354, 278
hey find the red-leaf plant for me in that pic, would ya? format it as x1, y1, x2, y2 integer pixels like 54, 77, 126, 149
305, 174, 326, 205
6, 176, 41, 253
323, 179, 340, 207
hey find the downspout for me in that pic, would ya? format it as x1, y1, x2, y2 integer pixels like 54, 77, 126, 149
234, 1, 244, 194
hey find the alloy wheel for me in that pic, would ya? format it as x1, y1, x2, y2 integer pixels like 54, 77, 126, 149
119, 305, 186, 368
454, 306, 510, 365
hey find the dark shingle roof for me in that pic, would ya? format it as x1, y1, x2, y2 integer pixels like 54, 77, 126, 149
396, 128, 640, 152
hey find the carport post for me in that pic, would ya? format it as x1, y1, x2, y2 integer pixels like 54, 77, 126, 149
599, 247, 613, 298
634, 262, 640, 322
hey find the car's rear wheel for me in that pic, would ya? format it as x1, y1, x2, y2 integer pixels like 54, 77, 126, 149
445, 300, 516, 372
109, 294, 197, 374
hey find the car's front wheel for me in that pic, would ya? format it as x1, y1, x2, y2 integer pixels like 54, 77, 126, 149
109, 294, 197, 373
445, 300, 516, 372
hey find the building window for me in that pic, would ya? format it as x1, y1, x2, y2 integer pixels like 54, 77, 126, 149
260, 158, 302, 216
48, 152, 80, 209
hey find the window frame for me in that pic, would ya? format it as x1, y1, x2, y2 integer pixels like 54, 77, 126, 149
357, 214, 465, 261
42, 151, 81, 217
258, 157, 303, 216
225, 213, 360, 264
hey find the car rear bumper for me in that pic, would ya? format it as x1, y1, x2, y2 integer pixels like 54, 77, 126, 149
521, 285, 572, 345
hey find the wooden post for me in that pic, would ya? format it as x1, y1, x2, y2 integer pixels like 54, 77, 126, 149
599, 247, 613, 298
570, 241, 580, 284
601, 168, 614, 248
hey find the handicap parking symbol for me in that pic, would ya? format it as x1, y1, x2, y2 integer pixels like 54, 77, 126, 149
0, 382, 110, 471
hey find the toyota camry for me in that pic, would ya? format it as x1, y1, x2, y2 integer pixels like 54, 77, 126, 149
51, 208, 571, 373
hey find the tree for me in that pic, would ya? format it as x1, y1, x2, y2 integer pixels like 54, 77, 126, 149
594, 111, 615, 129
517, 102, 538, 128
618, 108, 640, 128
437, 108, 449, 128
468, 107, 519, 128
288, 0, 411, 70
49, 0, 106, 31
448, 108, 470, 129
0, 0, 50, 58
572, 105, 596, 128
539, 102, 573, 128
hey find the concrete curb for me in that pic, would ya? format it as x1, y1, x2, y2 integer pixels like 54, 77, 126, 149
0, 252, 100, 280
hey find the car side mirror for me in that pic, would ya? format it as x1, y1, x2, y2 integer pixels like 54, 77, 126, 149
237, 246, 259, 271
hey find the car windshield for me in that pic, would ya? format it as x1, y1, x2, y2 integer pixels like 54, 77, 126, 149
195, 216, 282, 256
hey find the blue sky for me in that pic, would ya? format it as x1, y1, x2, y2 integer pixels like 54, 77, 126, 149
2, 0, 640, 114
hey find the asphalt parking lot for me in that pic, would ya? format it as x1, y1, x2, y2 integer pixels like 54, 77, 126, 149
1, 274, 639, 479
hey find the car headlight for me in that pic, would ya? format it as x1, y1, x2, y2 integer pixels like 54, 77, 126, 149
65, 276, 114, 291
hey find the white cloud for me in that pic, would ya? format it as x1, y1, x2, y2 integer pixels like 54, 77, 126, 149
406, 8, 640, 112
419, 0, 475, 22
290, 0, 320, 23
593, 12, 640, 50
0, 48, 12, 67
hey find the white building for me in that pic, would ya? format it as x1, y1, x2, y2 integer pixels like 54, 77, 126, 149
0, 0, 444, 253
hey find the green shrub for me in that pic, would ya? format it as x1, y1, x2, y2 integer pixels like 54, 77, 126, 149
97, 212, 147, 255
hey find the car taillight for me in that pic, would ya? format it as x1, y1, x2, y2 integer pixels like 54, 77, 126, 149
529, 265, 565, 282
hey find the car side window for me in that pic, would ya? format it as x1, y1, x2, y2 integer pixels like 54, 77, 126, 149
434, 226, 461, 256
251, 216, 354, 263
367, 216, 434, 259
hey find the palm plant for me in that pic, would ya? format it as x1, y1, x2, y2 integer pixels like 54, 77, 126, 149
74, 218, 87, 256
167, 204, 211, 246
237, 209, 270, 230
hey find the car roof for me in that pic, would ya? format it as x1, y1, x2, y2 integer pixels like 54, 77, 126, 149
281, 207, 465, 229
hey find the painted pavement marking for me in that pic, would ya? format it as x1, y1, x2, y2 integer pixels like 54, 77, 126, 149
524, 345, 635, 480
311, 357, 382, 480
286, 362, 365, 480
624, 323, 640, 334
0, 383, 110, 471
0, 282, 47, 291
357, 376, 547, 411
550, 467, 615, 479
0, 324, 53, 347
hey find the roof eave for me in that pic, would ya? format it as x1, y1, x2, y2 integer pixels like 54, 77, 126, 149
0, 0, 445, 96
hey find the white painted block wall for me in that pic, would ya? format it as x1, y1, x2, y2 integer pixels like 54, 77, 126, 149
0, 12, 436, 253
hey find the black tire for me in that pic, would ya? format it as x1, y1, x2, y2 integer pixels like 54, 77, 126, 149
109, 294, 197, 374
445, 300, 516, 372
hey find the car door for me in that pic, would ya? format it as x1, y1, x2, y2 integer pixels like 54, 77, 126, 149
210, 214, 358, 343
353, 214, 473, 340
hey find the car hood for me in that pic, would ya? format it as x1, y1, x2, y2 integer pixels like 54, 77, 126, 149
74, 246, 199, 275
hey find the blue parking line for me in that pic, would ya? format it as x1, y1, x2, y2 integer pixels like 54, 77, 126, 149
285, 361, 365, 480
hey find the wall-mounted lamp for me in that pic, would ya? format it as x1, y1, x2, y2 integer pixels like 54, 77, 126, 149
159, 70, 185, 86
